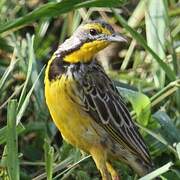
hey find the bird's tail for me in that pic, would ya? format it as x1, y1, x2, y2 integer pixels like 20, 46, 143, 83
128, 156, 154, 177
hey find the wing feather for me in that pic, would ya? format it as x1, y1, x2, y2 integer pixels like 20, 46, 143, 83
72, 60, 151, 164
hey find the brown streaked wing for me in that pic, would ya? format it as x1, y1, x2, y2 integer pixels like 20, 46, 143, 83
73, 60, 152, 165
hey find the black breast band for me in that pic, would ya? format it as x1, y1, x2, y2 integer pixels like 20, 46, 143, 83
48, 57, 69, 81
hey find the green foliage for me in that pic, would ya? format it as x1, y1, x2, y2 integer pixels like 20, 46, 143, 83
117, 87, 151, 126
6, 100, 19, 180
0, 0, 179, 179
44, 139, 54, 180
0, 0, 126, 34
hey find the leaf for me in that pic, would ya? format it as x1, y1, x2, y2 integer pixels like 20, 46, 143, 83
117, 87, 151, 126
0, 0, 125, 34
153, 111, 180, 145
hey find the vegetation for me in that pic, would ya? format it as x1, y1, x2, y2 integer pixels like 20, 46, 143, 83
0, 0, 179, 179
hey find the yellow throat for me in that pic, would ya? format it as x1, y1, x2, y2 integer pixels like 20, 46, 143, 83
63, 40, 110, 63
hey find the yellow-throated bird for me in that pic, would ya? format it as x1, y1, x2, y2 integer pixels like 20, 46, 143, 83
45, 20, 153, 179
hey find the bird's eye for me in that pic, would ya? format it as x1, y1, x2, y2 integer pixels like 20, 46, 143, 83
89, 29, 98, 36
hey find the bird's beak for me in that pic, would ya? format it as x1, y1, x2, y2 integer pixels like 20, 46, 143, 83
107, 33, 127, 43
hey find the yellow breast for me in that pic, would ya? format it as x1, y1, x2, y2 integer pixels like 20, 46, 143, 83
45, 64, 100, 151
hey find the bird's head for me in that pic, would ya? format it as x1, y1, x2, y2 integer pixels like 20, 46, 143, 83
55, 20, 127, 63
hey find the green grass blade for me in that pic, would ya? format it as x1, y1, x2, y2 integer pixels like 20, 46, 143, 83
139, 162, 173, 180
145, 0, 167, 87
6, 99, 19, 180
0, 0, 125, 34
30, 46, 45, 110
145, 0, 166, 59
0, 146, 9, 179
0, 83, 24, 110
0, 50, 17, 91
59, 16, 68, 44
113, 9, 176, 81
0, 123, 25, 145
153, 111, 180, 144
32, 157, 72, 180
163, 0, 180, 111
53, 155, 91, 180
0, 37, 13, 52
127, 0, 147, 28
17, 35, 34, 111
16, 65, 45, 125
0, 146, 7, 166
176, 142, 180, 160
44, 139, 54, 180
121, 39, 136, 70
136, 122, 177, 156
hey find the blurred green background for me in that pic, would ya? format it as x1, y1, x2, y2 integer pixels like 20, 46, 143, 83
0, 0, 179, 179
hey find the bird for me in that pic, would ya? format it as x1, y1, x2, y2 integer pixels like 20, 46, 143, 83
44, 20, 154, 180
